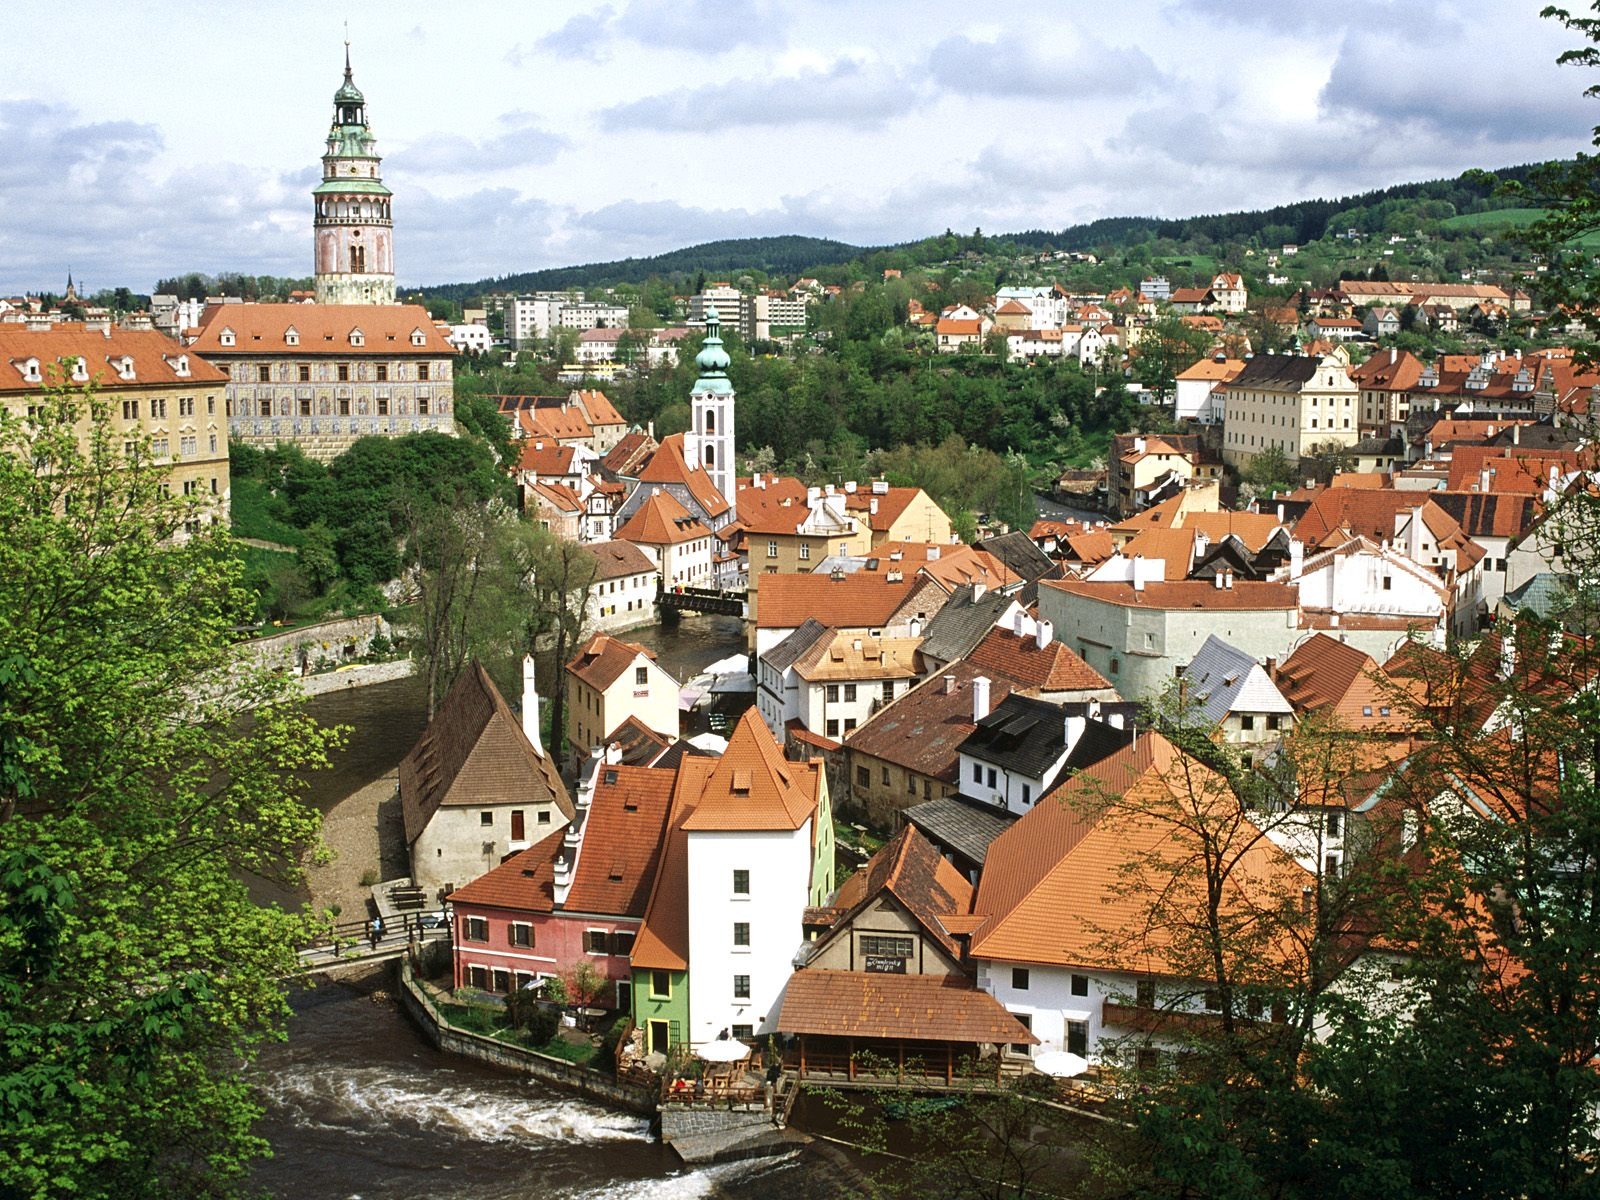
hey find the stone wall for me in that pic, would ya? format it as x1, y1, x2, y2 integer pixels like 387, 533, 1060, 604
396, 959, 656, 1116
241, 614, 395, 676
659, 1104, 774, 1145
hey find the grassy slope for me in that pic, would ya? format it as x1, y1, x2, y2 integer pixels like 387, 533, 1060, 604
230, 477, 304, 546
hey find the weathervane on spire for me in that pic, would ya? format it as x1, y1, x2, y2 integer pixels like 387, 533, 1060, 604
343, 21, 352, 77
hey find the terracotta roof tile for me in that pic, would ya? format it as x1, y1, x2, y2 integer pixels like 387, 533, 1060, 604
630, 757, 712, 971
778, 970, 1036, 1044
190, 303, 453, 356
587, 539, 658, 581
681, 709, 821, 832
756, 573, 919, 630
842, 485, 926, 533
1272, 633, 1409, 729
602, 429, 657, 475
0, 324, 227, 391
572, 388, 625, 426
565, 765, 677, 916
965, 626, 1111, 693
565, 633, 660, 692
445, 835, 561, 913
615, 489, 710, 545
1041, 578, 1298, 610
637, 434, 731, 518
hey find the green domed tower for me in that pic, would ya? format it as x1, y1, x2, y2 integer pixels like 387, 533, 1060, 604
687, 303, 736, 519
313, 44, 395, 305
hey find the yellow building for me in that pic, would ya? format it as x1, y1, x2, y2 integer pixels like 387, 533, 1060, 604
1221, 350, 1359, 469
0, 322, 231, 525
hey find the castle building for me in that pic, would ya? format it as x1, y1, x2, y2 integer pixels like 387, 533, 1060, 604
313, 47, 395, 306
681, 303, 737, 524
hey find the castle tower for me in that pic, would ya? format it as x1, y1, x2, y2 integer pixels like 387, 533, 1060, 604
686, 303, 736, 521
313, 44, 395, 305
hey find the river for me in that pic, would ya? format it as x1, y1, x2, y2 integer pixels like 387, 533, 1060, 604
251, 614, 843, 1199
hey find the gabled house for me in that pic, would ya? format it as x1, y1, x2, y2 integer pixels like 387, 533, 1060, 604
565, 634, 680, 770
969, 734, 1312, 1066
963, 618, 1117, 704
629, 710, 834, 1052
916, 582, 1028, 673
400, 658, 574, 898
614, 489, 716, 588
757, 618, 832, 736
1180, 635, 1294, 758
789, 629, 923, 743
779, 827, 1035, 1081
754, 571, 945, 655
584, 539, 661, 635
448, 759, 675, 1005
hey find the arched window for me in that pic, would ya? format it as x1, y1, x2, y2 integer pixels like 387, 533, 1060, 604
704, 445, 715, 467
704, 409, 716, 434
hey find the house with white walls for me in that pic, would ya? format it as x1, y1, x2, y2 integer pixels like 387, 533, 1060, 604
614, 489, 717, 588
629, 709, 835, 1051
399, 657, 574, 899
564, 634, 681, 771
969, 733, 1311, 1067
790, 629, 923, 743
584, 540, 661, 635
1180, 634, 1295, 759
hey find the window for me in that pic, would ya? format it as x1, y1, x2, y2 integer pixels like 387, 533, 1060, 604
1011, 1012, 1032, 1056
150, 397, 167, 418
1021, 784, 1031, 806
881, 766, 890, 785
1240, 714, 1255, 731
766, 541, 778, 559
1070, 973, 1089, 997
298, 364, 311, 382
1012, 967, 1030, 991
826, 718, 840, 738
650, 970, 671, 999
843, 684, 857, 702
731, 1024, 753, 1041
337, 363, 350, 382
376, 363, 388, 382
1135, 979, 1156, 1008
1204, 990, 1222, 1011
509, 923, 533, 948
1324, 854, 1341, 879
1066, 1019, 1088, 1057
1109, 657, 1120, 676
1326, 811, 1343, 838
610, 930, 635, 956
635, 665, 648, 686
1135, 1047, 1160, 1071
122, 399, 139, 420
584, 930, 610, 954
733, 922, 750, 947
732, 869, 750, 895
859, 935, 914, 958
825, 684, 840, 703
733, 975, 751, 999
986, 767, 997, 789
418, 363, 431, 382
464, 916, 488, 942
377, 396, 389, 415
178, 397, 195, 417
480, 811, 494, 826
972, 763, 982, 783
257, 365, 270, 383
1267, 714, 1282, 731
1362, 706, 1373, 717
468, 965, 488, 990
881, 680, 894, 703
1382, 576, 1392, 591
799, 542, 810, 561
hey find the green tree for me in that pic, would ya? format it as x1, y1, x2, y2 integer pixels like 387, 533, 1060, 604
297, 521, 340, 593
1240, 445, 1296, 500
0, 372, 340, 1199
1130, 314, 1213, 401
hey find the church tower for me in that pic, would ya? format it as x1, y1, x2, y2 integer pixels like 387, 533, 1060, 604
685, 303, 737, 521
313, 45, 395, 305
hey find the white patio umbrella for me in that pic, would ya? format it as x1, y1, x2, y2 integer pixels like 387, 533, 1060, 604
695, 1039, 751, 1063
1031, 1050, 1090, 1078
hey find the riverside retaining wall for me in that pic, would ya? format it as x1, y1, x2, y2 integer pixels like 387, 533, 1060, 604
396, 960, 656, 1116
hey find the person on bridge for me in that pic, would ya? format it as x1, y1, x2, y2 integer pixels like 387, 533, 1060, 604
369, 916, 383, 951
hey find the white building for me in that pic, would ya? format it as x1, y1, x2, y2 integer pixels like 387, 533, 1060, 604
558, 301, 630, 331
680, 304, 737, 523
446, 323, 494, 354
507, 292, 578, 348
564, 633, 681, 768
584, 540, 661, 635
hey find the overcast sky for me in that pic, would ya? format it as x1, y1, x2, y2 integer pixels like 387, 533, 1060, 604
2, 0, 1595, 295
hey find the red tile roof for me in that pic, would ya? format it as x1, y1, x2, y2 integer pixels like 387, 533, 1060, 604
517, 440, 583, 474
565, 633, 659, 692
845, 660, 1016, 782
965, 626, 1111, 693
565, 765, 678, 916
842, 485, 927, 533
680, 709, 822, 832
778, 970, 1035, 1044
637, 434, 731, 518
1273, 633, 1408, 729
756, 572, 920, 630
0, 324, 227, 391
572, 388, 625, 426
190, 303, 453, 356
615, 489, 710, 545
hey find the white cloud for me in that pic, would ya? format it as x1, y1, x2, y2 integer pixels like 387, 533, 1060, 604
927, 29, 1167, 97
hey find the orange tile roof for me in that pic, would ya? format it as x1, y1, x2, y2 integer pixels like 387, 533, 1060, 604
995, 299, 1032, 314
565, 765, 678, 916
445, 834, 562, 913
630, 757, 712, 971
964, 626, 1111, 693
917, 546, 1022, 593
1115, 528, 1198, 580
1041, 578, 1299, 610
825, 826, 973, 960
1180, 511, 1285, 552
1273, 633, 1409, 729
680, 709, 822, 832
527, 480, 583, 514
1065, 530, 1115, 565
1292, 488, 1473, 553
565, 633, 659, 692
602, 429, 657, 475
1445, 446, 1581, 494
1175, 356, 1247, 383
571, 388, 624, 427
614, 489, 710, 545
936, 318, 984, 336
842, 485, 926, 533
0, 324, 227, 391
793, 631, 922, 682
517, 402, 592, 442
398, 661, 572, 845
778, 970, 1036, 1044
756, 572, 920, 630
189, 303, 453, 356
517, 440, 582, 474
637, 434, 731, 518
970, 733, 1311, 975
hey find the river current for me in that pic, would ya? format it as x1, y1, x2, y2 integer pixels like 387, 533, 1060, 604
251, 615, 857, 1198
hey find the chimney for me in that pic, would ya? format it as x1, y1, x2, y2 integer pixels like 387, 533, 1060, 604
1214, 572, 1225, 590
973, 580, 985, 600
1065, 709, 1087, 751
1013, 609, 1026, 636
869, 498, 879, 516
1288, 539, 1304, 582
845, 480, 857, 493
1512, 423, 1521, 445
1132, 554, 1146, 592
972, 675, 992, 722
1265, 656, 1277, 677
943, 674, 957, 695
1499, 632, 1516, 681
1036, 618, 1053, 650
606, 741, 623, 765
1389, 347, 1397, 364
522, 655, 544, 755
1224, 570, 1234, 590
1478, 466, 1491, 493
1276, 503, 1285, 523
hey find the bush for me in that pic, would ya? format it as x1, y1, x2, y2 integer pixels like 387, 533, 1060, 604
523, 1005, 562, 1047
598, 1016, 630, 1068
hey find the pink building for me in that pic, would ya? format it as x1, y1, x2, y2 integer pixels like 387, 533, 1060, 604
449, 759, 677, 1010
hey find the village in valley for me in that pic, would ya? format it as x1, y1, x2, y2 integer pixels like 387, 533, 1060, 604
5, 6, 1600, 1198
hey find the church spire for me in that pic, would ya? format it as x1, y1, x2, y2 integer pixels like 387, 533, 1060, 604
313, 40, 395, 305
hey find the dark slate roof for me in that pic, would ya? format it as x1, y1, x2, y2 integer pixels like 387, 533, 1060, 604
1060, 716, 1138, 775
1352, 435, 1405, 455
904, 795, 1016, 869
1229, 354, 1321, 389
653, 739, 715, 772
975, 531, 1062, 585
959, 693, 1070, 779
918, 583, 1015, 665
1485, 423, 1578, 452
816, 825, 973, 961
763, 617, 831, 673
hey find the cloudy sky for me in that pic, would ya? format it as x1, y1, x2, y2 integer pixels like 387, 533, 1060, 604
2, 0, 1595, 295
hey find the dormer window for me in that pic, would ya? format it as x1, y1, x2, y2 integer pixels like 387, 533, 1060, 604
16, 357, 41, 383
164, 354, 191, 377
349, 328, 364, 347
410, 328, 426, 346
218, 328, 236, 347
112, 355, 135, 381
69, 356, 90, 383
285, 327, 300, 347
